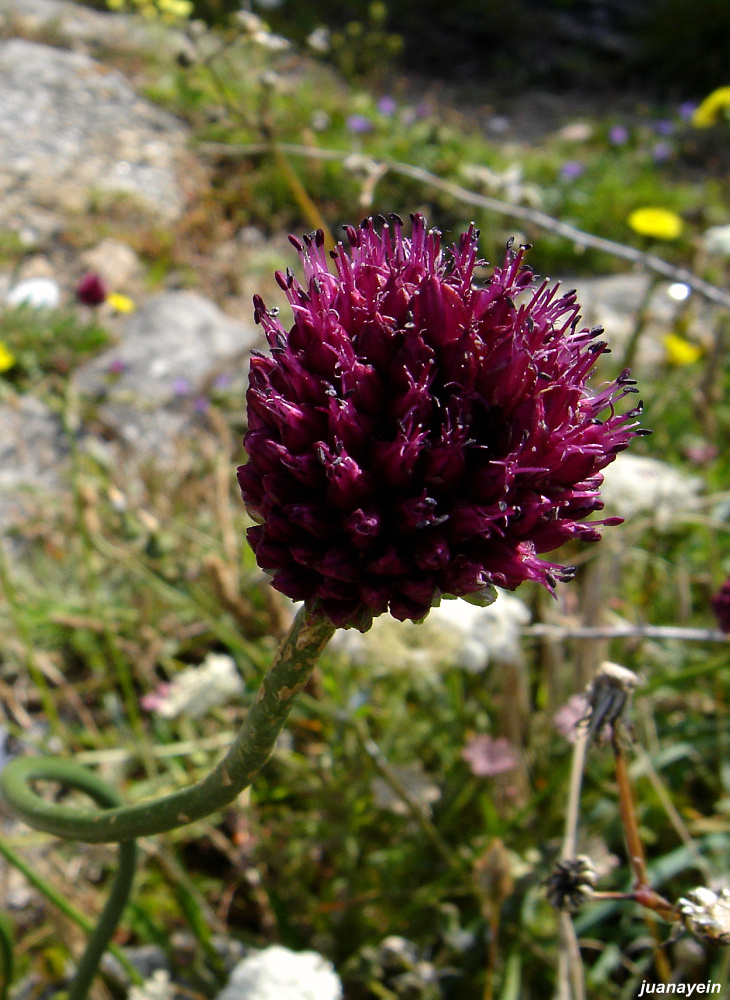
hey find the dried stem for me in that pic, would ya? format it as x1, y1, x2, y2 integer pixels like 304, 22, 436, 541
553, 723, 589, 1000
612, 730, 673, 982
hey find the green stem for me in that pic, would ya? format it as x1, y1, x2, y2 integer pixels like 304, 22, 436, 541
70, 839, 137, 1000
0, 838, 141, 986
0, 608, 335, 844
0, 769, 138, 1000
51, 768, 137, 1000
0, 907, 13, 1000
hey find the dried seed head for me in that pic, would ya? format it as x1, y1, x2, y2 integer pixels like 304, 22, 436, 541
545, 855, 597, 912
584, 661, 639, 741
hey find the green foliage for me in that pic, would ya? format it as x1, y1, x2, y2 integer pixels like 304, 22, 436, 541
135, 6, 730, 277
0, 305, 110, 393
309, 2, 404, 84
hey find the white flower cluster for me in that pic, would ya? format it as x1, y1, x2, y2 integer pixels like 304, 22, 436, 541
235, 10, 290, 50
129, 970, 174, 1000
702, 224, 730, 256
678, 886, 730, 944
460, 163, 543, 208
332, 591, 530, 678
149, 653, 244, 720
215, 945, 342, 1000
600, 453, 702, 529
371, 762, 441, 815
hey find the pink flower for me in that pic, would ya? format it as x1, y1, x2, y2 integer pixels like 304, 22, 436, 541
140, 682, 172, 713
461, 735, 518, 776
553, 694, 590, 743
238, 214, 644, 631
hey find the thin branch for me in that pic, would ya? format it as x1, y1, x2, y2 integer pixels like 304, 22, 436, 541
198, 140, 730, 311
556, 913, 586, 1000
525, 623, 729, 643
561, 728, 589, 863
633, 745, 712, 883
351, 716, 459, 871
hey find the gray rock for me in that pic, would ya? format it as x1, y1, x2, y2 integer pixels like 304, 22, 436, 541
0, 395, 67, 523
0, 38, 189, 239
570, 273, 714, 369
75, 290, 260, 405
80, 238, 143, 290
0, 0, 185, 56
73, 290, 260, 454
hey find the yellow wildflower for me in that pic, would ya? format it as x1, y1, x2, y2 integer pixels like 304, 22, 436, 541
105, 0, 191, 21
0, 342, 15, 373
107, 292, 136, 314
691, 86, 730, 128
628, 207, 683, 240
663, 332, 702, 366
157, 0, 193, 17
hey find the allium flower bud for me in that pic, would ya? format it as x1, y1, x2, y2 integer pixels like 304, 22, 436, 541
238, 214, 644, 631
76, 271, 108, 307
711, 578, 730, 633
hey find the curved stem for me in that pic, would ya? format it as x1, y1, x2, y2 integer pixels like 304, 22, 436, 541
46, 767, 138, 1000
71, 842, 137, 1000
0, 837, 142, 986
0, 608, 335, 844
0, 765, 137, 1000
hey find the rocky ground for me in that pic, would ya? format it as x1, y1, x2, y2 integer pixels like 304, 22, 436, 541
0, 0, 718, 525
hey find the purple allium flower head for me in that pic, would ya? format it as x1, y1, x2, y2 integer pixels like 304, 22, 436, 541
76, 271, 107, 307
238, 214, 644, 630
712, 579, 730, 633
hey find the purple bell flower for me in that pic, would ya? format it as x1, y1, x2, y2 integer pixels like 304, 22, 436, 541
238, 214, 644, 631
